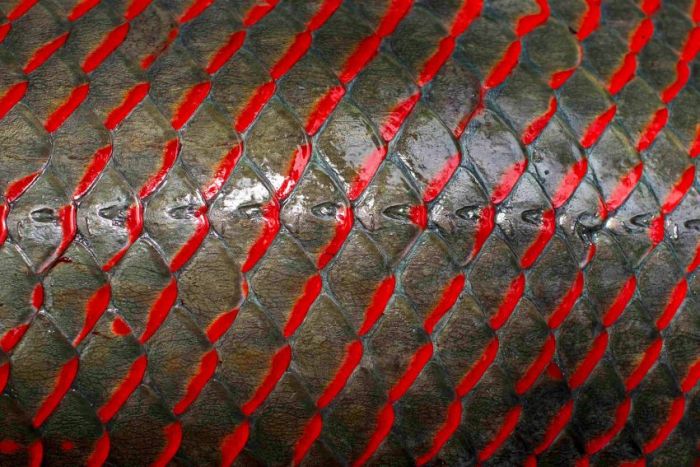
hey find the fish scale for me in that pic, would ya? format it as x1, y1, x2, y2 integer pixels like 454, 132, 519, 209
0, 0, 698, 465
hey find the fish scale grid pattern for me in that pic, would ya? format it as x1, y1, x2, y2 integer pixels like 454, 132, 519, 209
0, 0, 698, 465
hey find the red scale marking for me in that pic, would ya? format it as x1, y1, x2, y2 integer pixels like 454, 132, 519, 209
61, 442, 74, 456
516, 334, 556, 394
471, 203, 495, 261
515, 0, 550, 36
0, 323, 29, 352
477, 405, 523, 462
152, 422, 181, 467
520, 208, 556, 269
548, 271, 584, 329
205, 308, 238, 343
521, 97, 557, 145
102, 202, 143, 271
643, 396, 685, 454
39, 204, 78, 274
27, 440, 42, 467
220, 421, 249, 467
358, 276, 396, 336
688, 244, 700, 273
490, 160, 528, 204
241, 197, 280, 273
169, 205, 209, 272
648, 214, 665, 246
138, 278, 177, 344
33, 356, 79, 428
234, 81, 276, 133
293, 414, 323, 466
340, 36, 380, 85
206, 31, 246, 75
243, 0, 279, 27
550, 67, 576, 89
533, 400, 574, 455
379, 92, 420, 142
347, 145, 387, 201
97, 354, 147, 423
140, 27, 179, 70
681, 359, 700, 393
73, 145, 113, 199
31, 283, 43, 310
23, 32, 70, 75
178, 0, 213, 24
0, 203, 7, 246
173, 348, 218, 415
283, 274, 322, 338
85, 432, 110, 467
0, 81, 28, 120
584, 397, 631, 455
68, 0, 100, 21
0, 23, 9, 43
305, 85, 345, 136
489, 273, 526, 330
111, 316, 131, 336
580, 105, 617, 149
73, 283, 111, 346
6, 0, 38, 21
82, 23, 129, 74
171, 81, 211, 130
569, 330, 608, 390
276, 142, 313, 200
316, 341, 363, 409
656, 278, 687, 331
624, 338, 662, 391
124, 0, 151, 20
551, 158, 588, 208
6, 171, 40, 202
484, 40, 522, 90
423, 274, 465, 334
601, 276, 637, 327
271, 31, 312, 80
605, 162, 644, 212
138, 138, 179, 199
418, 36, 456, 87
0, 362, 9, 393
240, 344, 291, 416
577, 0, 601, 42
661, 165, 695, 215
352, 404, 394, 466
45, 83, 90, 133
104, 82, 150, 130
0, 439, 22, 454
636, 107, 668, 152
408, 203, 428, 229
416, 399, 462, 465
317, 204, 353, 269
0, 440, 41, 467
423, 152, 461, 203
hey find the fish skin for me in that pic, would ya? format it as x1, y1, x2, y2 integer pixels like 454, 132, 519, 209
0, 0, 698, 465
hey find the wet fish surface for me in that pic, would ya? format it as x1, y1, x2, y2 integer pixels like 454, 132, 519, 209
0, 0, 699, 465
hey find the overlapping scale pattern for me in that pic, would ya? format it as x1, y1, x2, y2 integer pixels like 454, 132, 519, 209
0, 0, 698, 465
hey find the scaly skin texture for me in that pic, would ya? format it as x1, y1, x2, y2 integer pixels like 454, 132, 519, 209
0, 0, 698, 465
